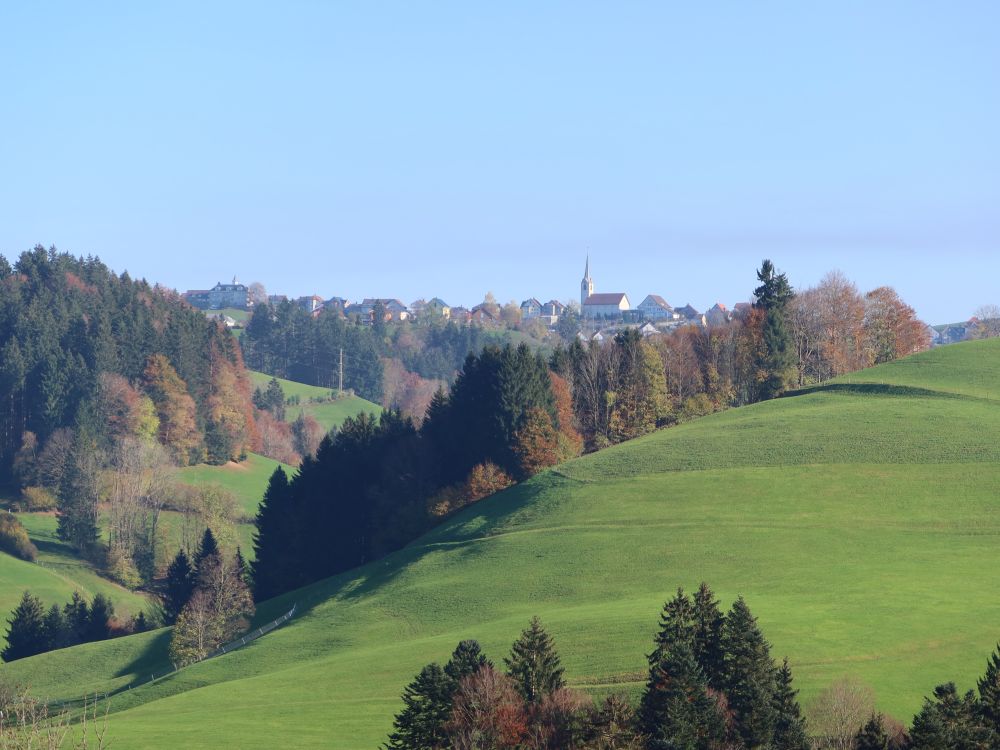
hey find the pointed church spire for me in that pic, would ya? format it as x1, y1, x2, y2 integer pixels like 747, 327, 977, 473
581, 255, 594, 307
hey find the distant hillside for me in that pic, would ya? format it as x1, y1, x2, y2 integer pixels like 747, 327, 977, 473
247, 371, 381, 432
8, 340, 1000, 748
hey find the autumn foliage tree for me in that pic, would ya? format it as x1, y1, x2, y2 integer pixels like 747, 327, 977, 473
143, 354, 202, 465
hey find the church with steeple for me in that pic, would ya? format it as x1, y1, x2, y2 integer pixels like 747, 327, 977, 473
581, 255, 594, 307
580, 257, 630, 319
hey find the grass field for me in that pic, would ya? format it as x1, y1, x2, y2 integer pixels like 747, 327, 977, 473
248, 370, 382, 432
177, 452, 292, 518
6, 340, 1000, 748
0, 513, 151, 645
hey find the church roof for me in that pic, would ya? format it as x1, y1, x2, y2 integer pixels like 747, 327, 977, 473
584, 293, 628, 306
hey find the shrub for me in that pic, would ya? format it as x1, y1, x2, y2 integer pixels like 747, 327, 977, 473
0, 515, 38, 562
20, 486, 57, 512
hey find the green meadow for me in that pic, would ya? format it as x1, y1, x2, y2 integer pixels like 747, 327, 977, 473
1, 513, 150, 645
177, 452, 291, 518
248, 370, 382, 432
6, 340, 1000, 749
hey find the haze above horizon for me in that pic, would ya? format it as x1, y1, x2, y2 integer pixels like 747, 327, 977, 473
1, 2, 998, 324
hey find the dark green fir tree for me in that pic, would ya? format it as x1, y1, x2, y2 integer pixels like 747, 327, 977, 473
638, 639, 726, 750
977, 643, 1000, 733
164, 547, 195, 623
444, 639, 491, 687
42, 602, 67, 651
2, 591, 47, 662
651, 588, 695, 665
383, 663, 453, 750
63, 590, 90, 645
504, 616, 565, 703
772, 658, 809, 750
86, 593, 114, 641
692, 582, 725, 690
855, 714, 890, 750
194, 527, 219, 574
909, 682, 994, 750
721, 596, 778, 748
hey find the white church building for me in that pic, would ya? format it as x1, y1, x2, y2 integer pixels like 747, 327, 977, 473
580, 258, 630, 319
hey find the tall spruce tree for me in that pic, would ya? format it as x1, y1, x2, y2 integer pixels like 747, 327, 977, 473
445, 639, 491, 687
855, 714, 890, 750
56, 431, 101, 552
63, 590, 90, 645
383, 663, 453, 750
909, 682, 994, 749
720, 596, 778, 748
2, 591, 47, 662
42, 602, 66, 651
772, 659, 809, 750
638, 639, 726, 750
85, 593, 114, 642
977, 643, 1000, 733
650, 588, 696, 665
164, 548, 195, 623
752, 259, 795, 401
692, 582, 725, 690
194, 528, 219, 574
251, 467, 297, 601
504, 616, 565, 703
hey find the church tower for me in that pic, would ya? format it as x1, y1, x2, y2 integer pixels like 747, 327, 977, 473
581, 256, 594, 307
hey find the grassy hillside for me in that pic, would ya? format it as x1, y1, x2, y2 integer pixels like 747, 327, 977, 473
8, 340, 1000, 749
0, 514, 151, 647
177, 452, 292, 518
248, 370, 382, 432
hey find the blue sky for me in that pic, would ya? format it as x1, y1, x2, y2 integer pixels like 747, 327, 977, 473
1, 2, 997, 323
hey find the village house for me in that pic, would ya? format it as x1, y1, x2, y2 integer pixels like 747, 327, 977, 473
637, 294, 677, 321
705, 303, 730, 327
424, 298, 451, 319
538, 300, 565, 326
183, 278, 249, 310
520, 298, 542, 319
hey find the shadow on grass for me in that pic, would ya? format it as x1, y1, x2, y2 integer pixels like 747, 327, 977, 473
263, 474, 557, 622
782, 382, 969, 401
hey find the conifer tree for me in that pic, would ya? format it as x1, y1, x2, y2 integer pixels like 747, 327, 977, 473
637, 639, 726, 750
85, 593, 114, 641
445, 639, 491, 687
855, 714, 890, 750
251, 467, 294, 601
752, 259, 795, 400
977, 643, 1000, 732
56, 432, 101, 552
164, 547, 195, 623
2, 591, 47, 662
772, 659, 809, 750
42, 602, 66, 651
194, 528, 219, 574
234, 547, 248, 584
504, 616, 565, 703
650, 588, 695, 665
692, 582, 725, 690
909, 683, 994, 749
63, 590, 90, 645
720, 596, 778, 748
384, 663, 453, 750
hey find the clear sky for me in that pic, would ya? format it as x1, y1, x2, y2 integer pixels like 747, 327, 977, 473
1, 2, 998, 323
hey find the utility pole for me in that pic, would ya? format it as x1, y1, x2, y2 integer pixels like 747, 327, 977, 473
338, 348, 344, 396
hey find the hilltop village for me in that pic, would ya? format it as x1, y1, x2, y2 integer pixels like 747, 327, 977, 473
184, 259, 975, 347
183, 259, 752, 340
